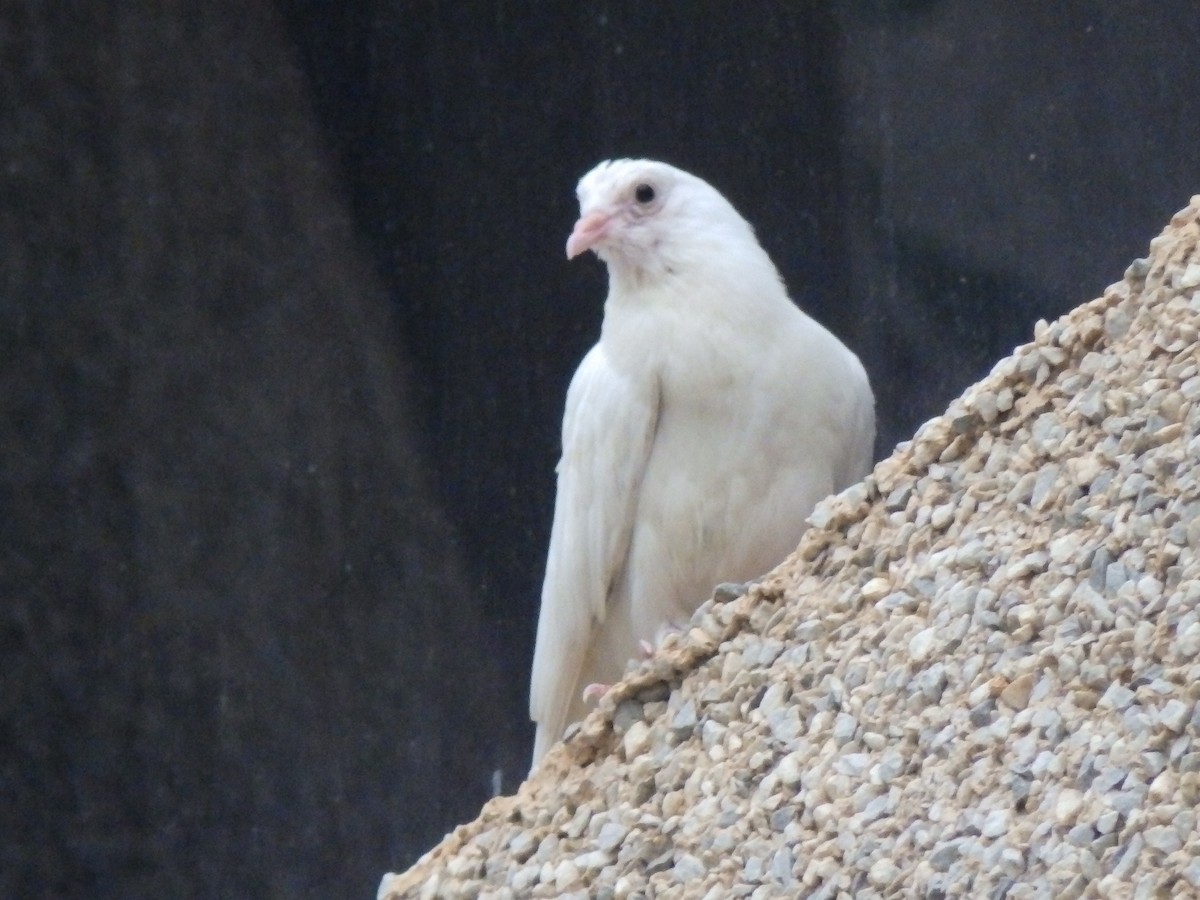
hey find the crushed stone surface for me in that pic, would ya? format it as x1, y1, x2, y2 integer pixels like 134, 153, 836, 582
380, 196, 1200, 900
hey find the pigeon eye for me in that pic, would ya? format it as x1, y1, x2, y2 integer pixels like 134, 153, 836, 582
634, 183, 656, 204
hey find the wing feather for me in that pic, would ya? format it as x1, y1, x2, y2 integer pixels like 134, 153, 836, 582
529, 343, 658, 765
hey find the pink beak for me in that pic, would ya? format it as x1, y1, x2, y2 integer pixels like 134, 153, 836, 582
565, 210, 612, 259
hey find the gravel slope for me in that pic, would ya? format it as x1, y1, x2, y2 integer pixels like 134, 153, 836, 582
380, 196, 1200, 900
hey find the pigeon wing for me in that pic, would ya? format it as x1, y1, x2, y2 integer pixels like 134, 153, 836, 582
529, 342, 658, 766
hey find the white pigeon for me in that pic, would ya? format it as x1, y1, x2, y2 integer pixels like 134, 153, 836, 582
529, 159, 875, 770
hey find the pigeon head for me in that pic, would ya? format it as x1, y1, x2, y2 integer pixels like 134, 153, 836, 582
566, 159, 761, 286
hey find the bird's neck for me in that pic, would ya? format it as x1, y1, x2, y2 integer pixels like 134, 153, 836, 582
603, 239, 789, 324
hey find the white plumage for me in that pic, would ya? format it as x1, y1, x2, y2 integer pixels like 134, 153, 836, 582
529, 159, 875, 770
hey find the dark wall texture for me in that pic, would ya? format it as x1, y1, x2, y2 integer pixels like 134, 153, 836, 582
2, 2, 1196, 896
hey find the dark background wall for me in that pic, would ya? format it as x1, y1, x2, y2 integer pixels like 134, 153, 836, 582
2, 2, 1195, 897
